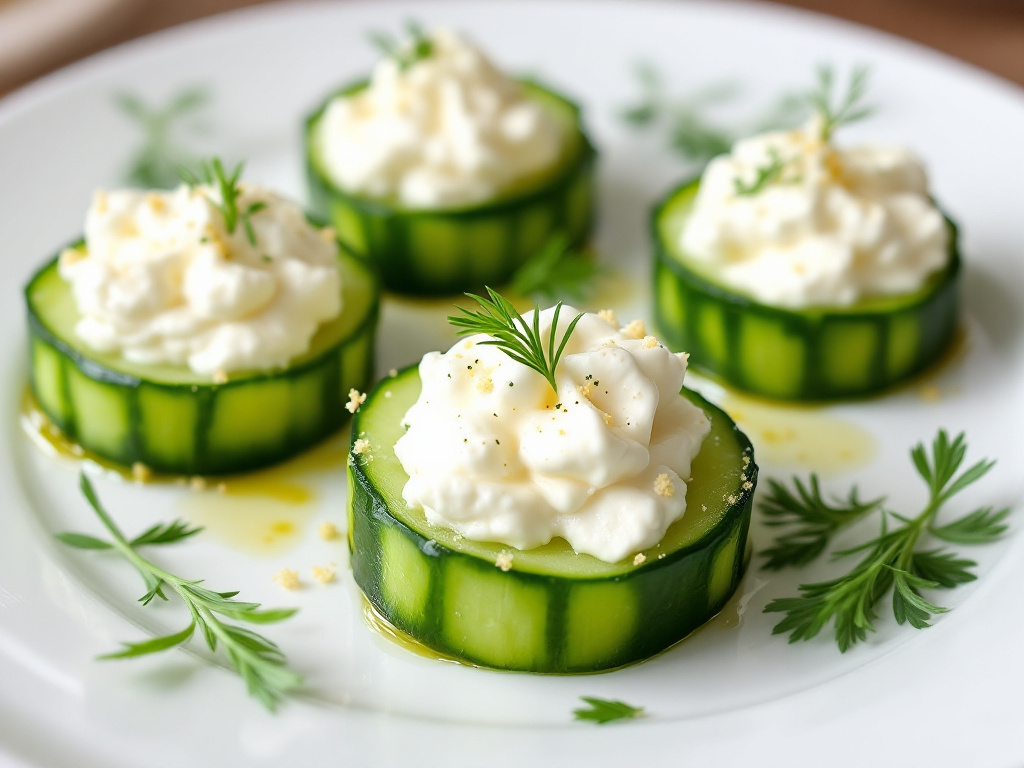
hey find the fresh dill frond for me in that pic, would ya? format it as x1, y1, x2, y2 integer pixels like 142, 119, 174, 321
183, 158, 267, 247
764, 430, 1004, 652
57, 473, 302, 711
368, 20, 434, 70
807, 64, 874, 141
759, 474, 884, 570
510, 233, 600, 303
448, 287, 583, 394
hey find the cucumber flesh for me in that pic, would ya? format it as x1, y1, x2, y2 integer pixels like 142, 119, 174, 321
348, 366, 756, 673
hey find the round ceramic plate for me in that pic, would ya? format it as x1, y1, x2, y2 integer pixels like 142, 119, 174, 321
1, 2, 1023, 767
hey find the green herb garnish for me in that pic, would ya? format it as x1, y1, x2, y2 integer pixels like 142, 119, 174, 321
764, 430, 1006, 652
369, 20, 434, 70
116, 86, 209, 189
448, 287, 583, 394
182, 158, 267, 247
58, 473, 302, 711
574, 696, 644, 725
760, 475, 884, 570
510, 232, 600, 302
807, 64, 873, 141
732, 148, 799, 197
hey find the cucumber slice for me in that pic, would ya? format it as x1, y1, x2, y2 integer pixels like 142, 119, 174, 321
305, 80, 597, 295
348, 367, 757, 673
25, 243, 379, 475
652, 179, 961, 400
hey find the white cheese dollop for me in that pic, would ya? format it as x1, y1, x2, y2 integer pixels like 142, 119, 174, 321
393, 309, 711, 563
59, 184, 341, 375
316, 28, 564, 208
681, 117, 949, 308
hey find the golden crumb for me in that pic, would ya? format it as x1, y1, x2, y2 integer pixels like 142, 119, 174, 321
578, 383, 592, 399
477, 377, 494, 393
131, 462, 152, 482
212, 370, 228, 385
388, 368, 398, 378
641, 335, 659, 349
633, 553, 647, 566
318, 521, 340, 540
597, 308, 618, 325
145, 193, 166, 213
602, 412, 614, 426
623, 319, 646, 339
311, 564, 336, 584
345, 388, 367, 414
352, 438, 371, 455
654, 473, 675, 497
273, 569, 300, 590
319, 226, 337, 242
495, 551, 514, 572
189, 476, 207, 491
216, 482, 227, 493
727, 494, 738, 505
742, 481, 753, 491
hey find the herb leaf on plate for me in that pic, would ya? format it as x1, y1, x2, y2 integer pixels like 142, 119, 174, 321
58, 473, 302, 711
764, 430, 1005, 652
510, 232, 600, 303
574, 696, 644, 724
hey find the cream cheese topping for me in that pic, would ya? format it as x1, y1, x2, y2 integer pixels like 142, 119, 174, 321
59, 183, 341, 375
316, 28, 564, 208
681, 116, 949, 308
393, 308, 711, 563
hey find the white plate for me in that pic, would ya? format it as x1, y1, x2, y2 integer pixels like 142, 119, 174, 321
2, 2, 1024, 766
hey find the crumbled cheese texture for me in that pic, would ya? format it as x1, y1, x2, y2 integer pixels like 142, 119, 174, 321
495, 551, 514, 572
58, 183, 341, 374
318, 521, 340, 540
352, 438, 371, 455
681, 115, 949, 308
633, 553, 647, 566
316, 27, 564, 208
273, 568, 300, 590
311, 564, 336, 584
346, 388, 367, 414
394, 306, 711, 563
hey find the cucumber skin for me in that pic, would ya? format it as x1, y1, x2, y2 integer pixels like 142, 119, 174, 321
25, 248, 379, 476
305, 80, 598, 296
347, 368, 756, 674
652, 178, 961, 401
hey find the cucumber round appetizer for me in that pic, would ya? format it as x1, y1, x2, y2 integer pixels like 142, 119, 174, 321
653, 178, 960, 401
304, 26, 597, 296
347, 366, 756, 673
26, 241, 378, 476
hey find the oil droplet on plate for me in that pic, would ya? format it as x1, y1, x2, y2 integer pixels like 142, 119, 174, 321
719, 391, 875, 476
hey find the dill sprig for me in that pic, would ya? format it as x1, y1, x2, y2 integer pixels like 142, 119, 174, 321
510, 232, 600, 303
57, 474, 302, 711
448, 287, 583, 394
573, 696, 644, 725
807, 64, 874, 141
732, 148, 801, 197
369, 20, 434, 70
759, 475, 884, 570
764, 430, 1006, 652
116, 86, 209, 189
182, 158, 267, 247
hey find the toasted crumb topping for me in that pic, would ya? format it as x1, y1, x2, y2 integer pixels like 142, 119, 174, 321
345, 388, 367, 413
495, 551, 514, 572
273, 568, 300, 590
654, 473, 675, 497
598, 308, 618, 325
477, 376, 494, 393
623, 319, 646, 339
189, 476, 207, 491
602, 412, 614, 426
318, 521, 340, 540
633, 553, 647, 566
319, 226, 337, 242
311, 564, 336, 584
353, 438, 371, 455
131, 462, 152, 482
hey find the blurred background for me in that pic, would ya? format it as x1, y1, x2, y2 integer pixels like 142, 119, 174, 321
1, 0, 1023, 97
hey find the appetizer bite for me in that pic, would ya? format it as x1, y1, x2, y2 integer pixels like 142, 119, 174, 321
305, 25, 596, 295
652, 71, 959, 400
348, 291, 756, 673
25, 160, 379, 475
